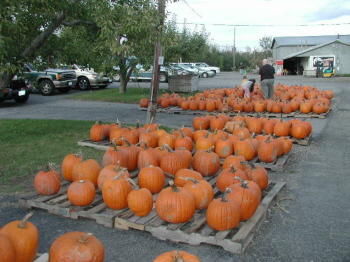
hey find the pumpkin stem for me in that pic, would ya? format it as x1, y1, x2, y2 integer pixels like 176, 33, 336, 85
120, 136, 132, 147
163, 144, 174, 153
127, 178, 139, 190
173, 250, 185, 262
164, 172, 175, 179
221, 188, 232, 202
114, 169, 128, 180
79, 233, 93, 243
179, 176, 198, 184
168, 180, 179, 192
18, 211, 34, 228
234, 176, 249, 188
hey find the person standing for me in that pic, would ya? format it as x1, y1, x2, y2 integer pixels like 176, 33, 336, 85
258, 59, 275, 99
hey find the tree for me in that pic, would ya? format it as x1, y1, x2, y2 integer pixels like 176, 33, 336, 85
259, 36, 273, 58
0, 0, 162, 94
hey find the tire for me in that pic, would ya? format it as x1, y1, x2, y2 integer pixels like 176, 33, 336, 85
159, 73, 168, 83
14, 95, 29, 103
113, 74, 121, 82
39, 80, 55, 96
57, 87, 71, 93
77, 76, 91, 90
201, 72, 208, 78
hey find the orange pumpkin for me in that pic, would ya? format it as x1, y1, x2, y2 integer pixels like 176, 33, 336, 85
49, 232, 104, 262
34, 164, 61, 196
67, 180, 96, 207
153, 250, 201, 262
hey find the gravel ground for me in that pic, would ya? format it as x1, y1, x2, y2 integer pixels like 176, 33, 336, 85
0, 73, 349, 261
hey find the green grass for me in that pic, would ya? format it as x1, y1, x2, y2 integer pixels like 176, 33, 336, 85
65, 87, 197, 103
0, 119, 106, 193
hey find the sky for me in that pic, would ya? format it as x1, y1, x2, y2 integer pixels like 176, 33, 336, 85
166, 0, 350, 51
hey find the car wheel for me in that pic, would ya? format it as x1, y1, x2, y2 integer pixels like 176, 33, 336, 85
39, 80, 55, 96
159, 73, 168, 83
14, 95, 30, 103
57, 87, 71, 93
201, 72, 208, 78
77, 76, 91, 90
113, 74, 121, 82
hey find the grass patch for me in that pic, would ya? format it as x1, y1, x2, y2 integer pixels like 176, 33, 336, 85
0, 119, 105, 193
65, 87, 197, 103
0, 119, 173, 193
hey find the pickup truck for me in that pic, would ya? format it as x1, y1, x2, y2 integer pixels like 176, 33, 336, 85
0, 78, 32, 103
24, 63, 77, 96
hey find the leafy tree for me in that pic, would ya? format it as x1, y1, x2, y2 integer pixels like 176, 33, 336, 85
259, 36, 273, 58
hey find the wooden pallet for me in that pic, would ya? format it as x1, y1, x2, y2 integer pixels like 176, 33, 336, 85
78, 138, 111, 151
19, 173, 285, 254
113, 180, 285, 254
281, 108, 331, 119
249, 154, 291, 172
290, 134, 312, 146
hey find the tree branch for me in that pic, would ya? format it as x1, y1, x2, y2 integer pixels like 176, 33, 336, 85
61, 20, 95, 26
21, 13, 67, 59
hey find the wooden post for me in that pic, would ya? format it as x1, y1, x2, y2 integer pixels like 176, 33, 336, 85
147, 0, 165, 124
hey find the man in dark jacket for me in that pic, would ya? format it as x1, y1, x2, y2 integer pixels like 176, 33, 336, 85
258, 59, 275, 99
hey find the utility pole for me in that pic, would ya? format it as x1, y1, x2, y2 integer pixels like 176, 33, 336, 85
232, 27, 236, 72
147, 0, 165, 124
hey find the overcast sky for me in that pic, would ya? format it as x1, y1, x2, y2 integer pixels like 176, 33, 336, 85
166, 0, 350, 51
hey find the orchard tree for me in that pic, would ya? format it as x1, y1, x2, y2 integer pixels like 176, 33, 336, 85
259, 36, 273, 58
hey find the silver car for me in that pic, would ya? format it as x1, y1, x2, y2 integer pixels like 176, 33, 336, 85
63, 64, 113, 90
183, 65, 215, 78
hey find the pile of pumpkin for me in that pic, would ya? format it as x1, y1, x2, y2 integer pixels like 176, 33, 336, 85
31, 116, 311, 233
139, 83, 334, 115
0, 212, 201, 261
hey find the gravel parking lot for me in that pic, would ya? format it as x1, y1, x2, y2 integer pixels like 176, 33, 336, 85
1, 72, 349, 261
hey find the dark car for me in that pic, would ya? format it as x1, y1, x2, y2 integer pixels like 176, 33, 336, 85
0, 78, 32, 103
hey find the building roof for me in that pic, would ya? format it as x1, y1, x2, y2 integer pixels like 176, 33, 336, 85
272, 35, 350, 48
282, 39, 350, 60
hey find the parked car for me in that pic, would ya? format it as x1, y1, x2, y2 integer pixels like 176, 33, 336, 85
23, 63, 76, 96
0, 77, 32, 103
180, 62, 220, 74
168, 64, 199, 77
113, 64, 169, 83
181, 65, 215, 78
61, 64, 113, 90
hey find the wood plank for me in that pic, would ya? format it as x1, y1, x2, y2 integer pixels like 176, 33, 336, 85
34, 253, 49, 262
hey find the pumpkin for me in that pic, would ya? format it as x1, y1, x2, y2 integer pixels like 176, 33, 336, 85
137, 141, 160, 170
181, 177, 214, 210
97, 162, 130, 189
102, 139, 129, 167
139, 97, 149, 107
273, 120, 291, 137
206, 188, 241, 231
192, 147, 221, 177
215, 137, 233, 158
245, 164, 269, 191
257, 135, 278, 163
72, 158, 101, 187
153, 250, 201, 262
291, 123, 309, 139
102, 170, 132, 210
49, 232, 104, 262
90, 120, 106, 142
227, 177, 261, 221
233, 138, 256, 161
67, 180, 96, 206
118, 137, 140, 171
127, 179, 154, 217
171, 168, 204, 187
160, 145, 189, 176
34, 163, 61, 195
61, 152, 83, 181
216, 164, 248, 193
155, 181, 196, 224
138, 165, 165, 194
0, 233, 16, 262
222, 154, 246, 170
0, 212, 39, 262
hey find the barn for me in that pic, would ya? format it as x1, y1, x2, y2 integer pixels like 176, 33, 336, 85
271, 35, 350, 76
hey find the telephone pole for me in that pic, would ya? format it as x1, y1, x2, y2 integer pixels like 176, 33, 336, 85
232, 27, 236, 72
147, 0, 165, 124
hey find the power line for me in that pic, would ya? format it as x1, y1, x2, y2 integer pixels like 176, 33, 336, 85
182, 0, 202, 18
175, 22, 350, 27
